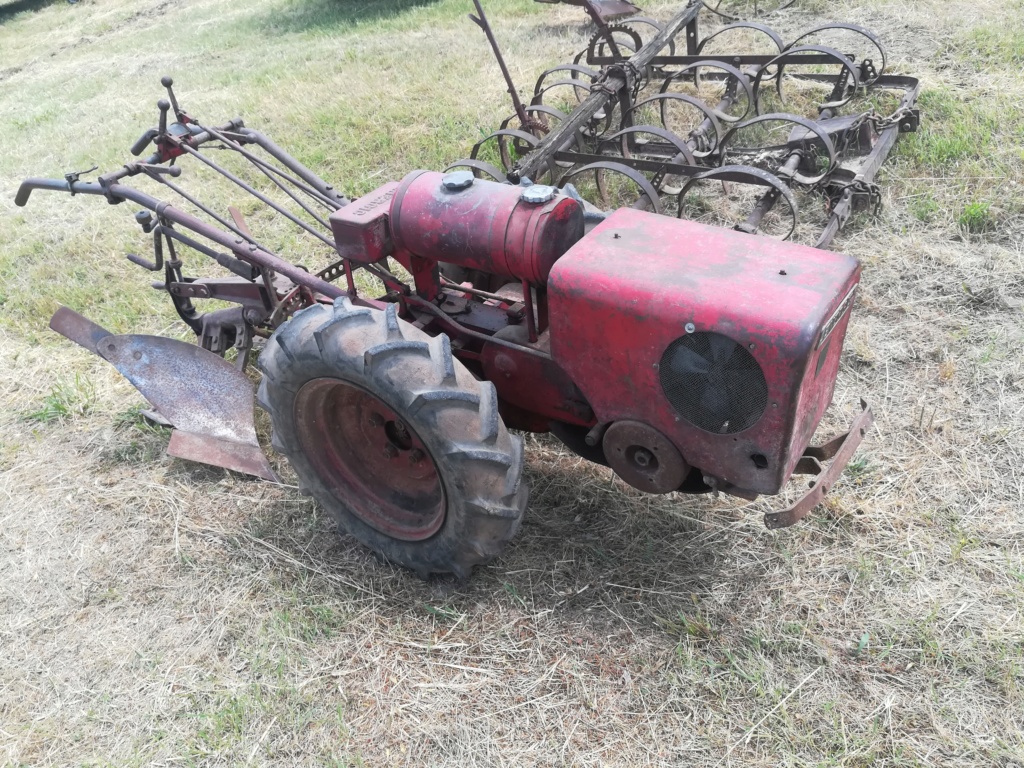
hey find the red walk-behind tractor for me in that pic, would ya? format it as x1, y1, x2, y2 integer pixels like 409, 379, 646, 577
16, 75, 873, 579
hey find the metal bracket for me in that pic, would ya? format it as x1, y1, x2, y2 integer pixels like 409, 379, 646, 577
764, 399, 874, 529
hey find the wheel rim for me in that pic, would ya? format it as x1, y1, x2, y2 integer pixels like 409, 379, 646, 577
294, 378, 446, 541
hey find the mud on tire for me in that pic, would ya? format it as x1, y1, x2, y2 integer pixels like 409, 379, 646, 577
257, 298, 528, 579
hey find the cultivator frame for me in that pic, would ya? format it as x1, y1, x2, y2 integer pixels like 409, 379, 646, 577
458, 0, 919, 248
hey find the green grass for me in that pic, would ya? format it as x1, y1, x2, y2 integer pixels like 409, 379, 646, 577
953, 4, 1024, 70
959, 199, 995, 232
24, 373, 95, 422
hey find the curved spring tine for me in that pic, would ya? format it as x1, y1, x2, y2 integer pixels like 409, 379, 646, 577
717, 112, 838, 186
533, 81, 617, 139
660, 61, 755, 124
696, 21, 785, 56
629, 93, 723, 157
558, 160, 663, 215
676, 164, 799, 240
444, 159, 508, 183
752, 45, 861, 113
499, 102, 573, 133
499, 105, 582, 168
533, 63, 600, 102
785, 22, 887, 85
601, 125, 698, 167
620, 16, 673, 53
471, 128, 542, 175
532, 77, 597, 109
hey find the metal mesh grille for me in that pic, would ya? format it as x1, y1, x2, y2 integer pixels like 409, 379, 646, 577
659, 331, 768, 434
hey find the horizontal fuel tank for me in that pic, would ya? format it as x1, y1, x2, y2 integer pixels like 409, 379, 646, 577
388, 171, 584, 285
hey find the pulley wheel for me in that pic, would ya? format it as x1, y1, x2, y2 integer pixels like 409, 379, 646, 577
602, 420, 689, 493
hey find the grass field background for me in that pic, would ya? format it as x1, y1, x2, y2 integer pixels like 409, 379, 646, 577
1, 0, 1023, 764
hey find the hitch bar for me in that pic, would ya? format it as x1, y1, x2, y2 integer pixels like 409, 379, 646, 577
764, 399, 874, 529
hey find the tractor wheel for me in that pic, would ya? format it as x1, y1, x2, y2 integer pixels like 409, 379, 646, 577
256, 298, 528, 579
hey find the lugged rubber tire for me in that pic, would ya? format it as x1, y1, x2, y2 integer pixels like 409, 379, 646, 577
257, 298, 528, 579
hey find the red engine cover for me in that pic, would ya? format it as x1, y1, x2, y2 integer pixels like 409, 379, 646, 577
548, 208, 861, 495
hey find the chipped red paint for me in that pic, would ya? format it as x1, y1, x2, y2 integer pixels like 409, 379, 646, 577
547, 207, 861, 496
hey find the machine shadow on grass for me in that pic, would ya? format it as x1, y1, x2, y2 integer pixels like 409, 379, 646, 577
204, 437, 746, 631
255, 0, 443, 35
0, 0, 63, 25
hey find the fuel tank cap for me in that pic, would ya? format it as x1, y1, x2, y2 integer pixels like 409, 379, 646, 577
441, 170, 474, 191
520, 184, 557, 204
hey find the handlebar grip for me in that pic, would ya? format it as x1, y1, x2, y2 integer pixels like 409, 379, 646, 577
130, 128, 159, 157
127, 253, 160, 271
14, 181, 35, 206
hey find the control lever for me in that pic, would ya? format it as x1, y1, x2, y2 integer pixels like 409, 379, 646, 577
161, 75, 183, 121
127, 224, 164, 272
130, 99, 172, 156
158, 98, 170, 134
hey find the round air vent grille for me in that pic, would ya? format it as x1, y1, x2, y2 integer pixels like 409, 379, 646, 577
659, 331, 768, 434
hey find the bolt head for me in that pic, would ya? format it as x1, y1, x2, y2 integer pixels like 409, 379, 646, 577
368, 412, 384, 427
685, 322, 696, 334
521, 184, 556, 204
383, 444, 398, 459
409, 448, 425, 465
442, 171, 474, 191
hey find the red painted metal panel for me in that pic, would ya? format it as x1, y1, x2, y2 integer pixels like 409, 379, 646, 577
548, 207, 860, 495
390, 171, 584, 284
329, 182, 398, 263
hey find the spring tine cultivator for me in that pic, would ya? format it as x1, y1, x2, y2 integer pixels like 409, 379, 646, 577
457, 0, 920, 248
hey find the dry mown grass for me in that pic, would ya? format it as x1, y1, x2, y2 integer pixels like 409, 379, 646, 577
1, 0, 1023, 765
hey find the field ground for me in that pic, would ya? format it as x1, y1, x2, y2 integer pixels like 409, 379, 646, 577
1, 0, 1023, 765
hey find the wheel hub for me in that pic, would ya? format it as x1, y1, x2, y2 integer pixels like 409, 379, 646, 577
294, 377, 445, 541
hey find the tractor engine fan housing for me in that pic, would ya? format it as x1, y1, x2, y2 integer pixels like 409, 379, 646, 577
548, 207, 862, 497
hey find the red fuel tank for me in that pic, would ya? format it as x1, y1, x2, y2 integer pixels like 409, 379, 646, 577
388, 170, 584, 285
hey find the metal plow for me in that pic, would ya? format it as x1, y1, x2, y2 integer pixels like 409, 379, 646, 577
456, 0, 920, 249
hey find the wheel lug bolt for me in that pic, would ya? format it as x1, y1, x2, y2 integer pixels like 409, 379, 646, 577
409, 449, 424, 465
383, 444, 398, 459
368, 412, 384, 427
